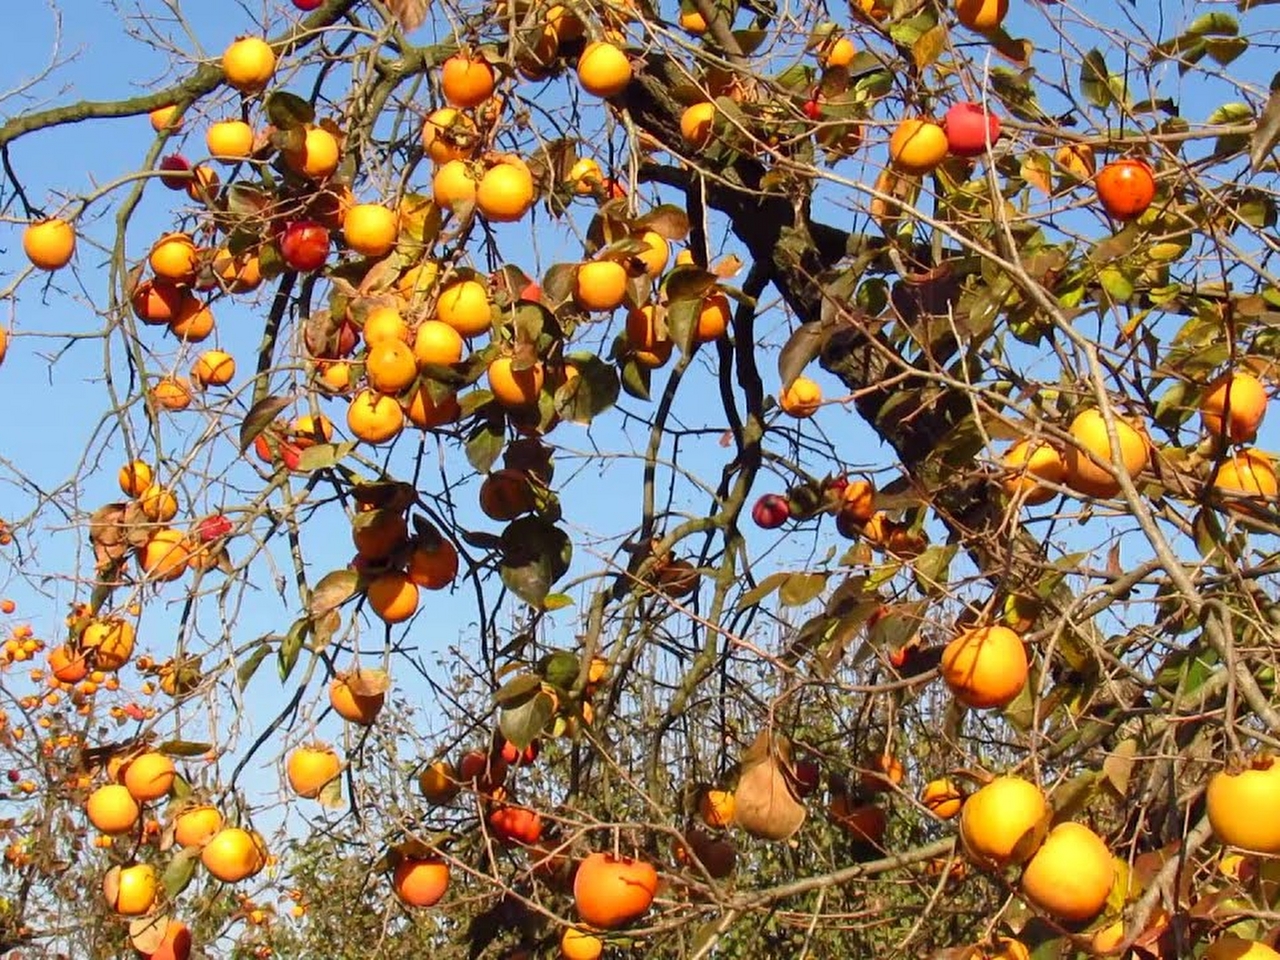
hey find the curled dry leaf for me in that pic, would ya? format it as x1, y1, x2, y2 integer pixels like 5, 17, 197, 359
129, 914, 175, 955
89, 503, 132, 569
387, 0, 430, 31
343, 666, 390, 698
732, 730, 806, 840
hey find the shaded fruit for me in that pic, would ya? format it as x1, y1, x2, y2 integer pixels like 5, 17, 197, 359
1205, 937, 1280, 960
393, 857, 449, 907
487, 358, 545, 408
920, 778, 963, 819
366, 570, 419, 623
698, 788, 736, 828
418, 760, 460, 804
573, 852, 657, 928
680, 102, 716, 147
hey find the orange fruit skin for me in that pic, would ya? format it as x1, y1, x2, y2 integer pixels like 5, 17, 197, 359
347, 388, 405, 444
206, 120, 254, 161
86, 783, 141, 834
286, 746, 341, 798
1020, 821, 1114, 922
366, 570, 420, 623
958, 775, 1048, 869
633, 230, 670, 278
488, 357, 546, 408
1062, 409, 1149, 499
131, 279, 187, 324
441, 55, 496, 108
283, 126, 340, 179
920, 778, 963, 819
696, 291, 731, 342
479, 469, 536, 521
433, 159, 478, 210
940, 625, 1028, 710
149, 233, 199, 283
202, 827, 263, 882
140, 529, 192, 582
1095, 158, 1156, 222
192, 350, 235, 387
1205, 937, 1280, 960
83, 619, 136, 671
779, 376, 822, 417
841, 480, 876, 523
123, 751, 176, 802
1003, 440, 1066, 505
1213, 449, 1279, 513
1206, 759, 1280, 853
104, 863, 158, 916
828, 795, 888, 844
363, 305, 410, 345
222, 36, 276, 93
329, 677, 385, 725
955, 0, 1008, 31
48, 644, 89, 683
577, 41, 632, 98
148, 920, 192, 960
573, 852, 658, 928
393, 858, 449, 907
1201, 371, 1268, 444
889, 119, 949, 175
404, 384, 462, 429
173, 804, 223, 847
366, 339, 418, 394
476, 161, 535, 222
343, 203, 398, 258
119, 460, 154, 497
561, 927, 604, 960
419, 760, 461, 804
625, 304, 673, 368
421, 108, 477, 164
413, 320, 464, 367
680, 103, 716, 147
574, 260, 629, 312
169, 298, 215, 342
149, 105, 182, 132
23, 218, 76, 270
435, 280, 492, 338
698, 789, 736, 828
352, 509, 408, 560
407, 539, 459, 589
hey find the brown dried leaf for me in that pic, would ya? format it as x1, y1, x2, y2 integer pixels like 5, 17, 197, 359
733, 731, 805, 840
129, 914, 173, 955
387, 0, 430, 31
343, 666, 390, 697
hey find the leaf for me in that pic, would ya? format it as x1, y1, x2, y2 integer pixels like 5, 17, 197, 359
265, 91, 316, 130
1080, 49, 1113, 109
542, 592, 573, 611
129, 915, 174, 956
499, 691, 556, 749
738, 571, 791, 609
912, 25, 946, 69
161, 848, 199, 899
238, 395, 292, 453
778, 321, 828, 389
1102, 739, 1139, 798
633, 204, 691, 240
310, 569, 359, 617
733, 731, 806, 841
466, 421, 505, 474
779, 573, 829, 607
278, 617, 309, 682
317, 775, 344, 810
499, 517, 572, 606
387, 0, 430, 31
554, 353, 619, 423
296, 440, 357, 472
619, 358, 651, 401
494, 673, 542, 707
237, 642, 272, 690
157, 740, 213, 757
1251, 83, 1280, 173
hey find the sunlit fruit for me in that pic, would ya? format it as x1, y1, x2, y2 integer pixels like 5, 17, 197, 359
679, 7, 707, 32
779, 376, 822, 418
206, 119, 254, 161
1206, 756, 1280, 853
955, 0, 1008, 32
574, 260, 629, 312
83, 618, 136, 670
168, 296, 214, 342
696, 291, 731, 342
151, 375, 193, 412
441, 55, 496, 108
119, 459, 154, 497
123, 751, 176, 802
329, 675, 385, 724
413, 319, 464, 368
283, 125, 341, 179
633, 230, 670, 278
433, 159, 478, 210
149, 104, 182, 132
573, 852, 658, 928
819, 35, 855, 67
404, 383, 461, 428
86, 783, 141, 834
287, 745, 341, 798
921, 778, 963, 819
47, 644, 89, 684
421, 107, 477, 164
488, 357, 546, 408
365, 338, 418, 393
192, 350, 235, 387
145, 919, 192, 960
419, 760, 461, 804
202, 827, 264, 882
149, 232, 199, 282
577, 41, 632, 98
940, 624, 1027, 710
222, 36, 276, 93
343, 203, 398, 257
561, 926, 604, 960
347, 388, 404, 443
1020, 821, 1114, 922
103, 863, 158, 916
889, 119, 949, 175
1205, 937, 1280, 960
22, 218, 76, 270
173, 804, 223, 847
625, 303, 673, 367
291, 412, 333, 448
1062, 408, 1149, 499
131, 279, 186, 324
435, 279, 492, 338
1002, 439, 1066, 505
211, 247, 262, 292
698, 788, 736, 828
944, 102, 1001, 157
393, 857, 449, 907
366, 570, 420, 623
363, 305, 410, 345
1096, 158, 1157, 222
841, 479, 876, 523
1201, 371, 1268, 444
279, 220, 330, 272
1213, 449, 1278, 512
477, 158, 535, 222
141, 528, 192, 582
680, 102, 716, 148
959, 775, 1049, 869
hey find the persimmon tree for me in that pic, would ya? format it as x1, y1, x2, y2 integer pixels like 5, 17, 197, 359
2, 0, 1280, 957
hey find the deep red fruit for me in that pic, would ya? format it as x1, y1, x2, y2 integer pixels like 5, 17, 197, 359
803, 98, 822, 121
499, 739, 539, 766
1095, 158, 1156, 222
159, 154, 192, 190
791, 759, 820, 797
279, 221, 330, 272
752, 494, 791, 529
943, 102, 1002, 157
197, 514, 233, 543
293, 0, 324, 9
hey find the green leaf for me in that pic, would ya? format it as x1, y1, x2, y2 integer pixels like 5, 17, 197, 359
912, 544, 957, 593
465, 421, 505, 473
499, 691, 556, 749
157, 740, 213, 757
494, 672, 541, 706
539, 650, 581, 689
1080, 49, 1113, 109
309, 569, 359, 617
555, 352, 619, 423
296, 440, 357, 472
238, 395, 291, 454
779, 573, 829, 607
278, 617, 309, 682
619, 358, 651, 400
499, 517, 572, 606
1187, 11, 1239, 35
738, 571, 791, 609
162, 849, 200, 899
1206, 36, 1248, 65
1098, 265, 1135, 303
237, 641, 272, 690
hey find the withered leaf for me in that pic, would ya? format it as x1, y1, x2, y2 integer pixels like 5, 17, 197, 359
733, 731, 806, 841
387, 0, 430, 31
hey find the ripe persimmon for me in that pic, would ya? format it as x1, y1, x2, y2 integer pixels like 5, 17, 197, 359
479, 468, 536, 521
1095, 158, 1156, 222
23, 218, 76, 271
286, 745, 341, 798
366, 339, 418, 394
47, 644, 89, 684
1213, 449, 1278, 513
573, 852, 658, 928
921, 778, 964, 819
118, 459, 154, 497
404, 384, 461, 429
1201, 371, 1268, 444
346, 388, 405, 444
413, 320, 464, 367
476, 159, 535, 222
343, 203, 398, 258
407, 537, 459, 589
940, 624, 1027, 710
625, 304, 673, 368
561, 927, 604, 960
1206, 756, 1280, 853
123, 751, 176, 802
173, 804, 223, 847
222, 36, 276, 93
103, 863, 158, 915
283, 125, 340, 179
168, 297, 215, 342
680, 102, 716, 148
202, 827, 263, 882
83, 619, 136, 671
140, 528, 192, 582
131, 279, 187, 325
828, 794, 888, 844
698, 788, 736, 828
149, 233, 199, 283
1020, 821, 1114, 922
487, 357, 546, 408
433, 159, 478, 210
418, 760, 460, 804
362, 305, 410, 345
366, 570, 419, 623
351, 509, 408, 560
696, 291, 731, 342
435, 279, 492, 338
955, 0, 1008, 32
1002, 439, 1066, 505
958, 775, 1048, 869
574, 260, 629, 312
577, 41, 632, 98
421, 107, 477, 164
206, 120, 254, 161
192, 349, 235, 387
779, 376, 823, 418
393, 857, 449, 907
86, 783, 141, 834
1062, 409, 1149, 499
633, 230, 670, 278
441, 55, 496, 108
889, 119, 948, 175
